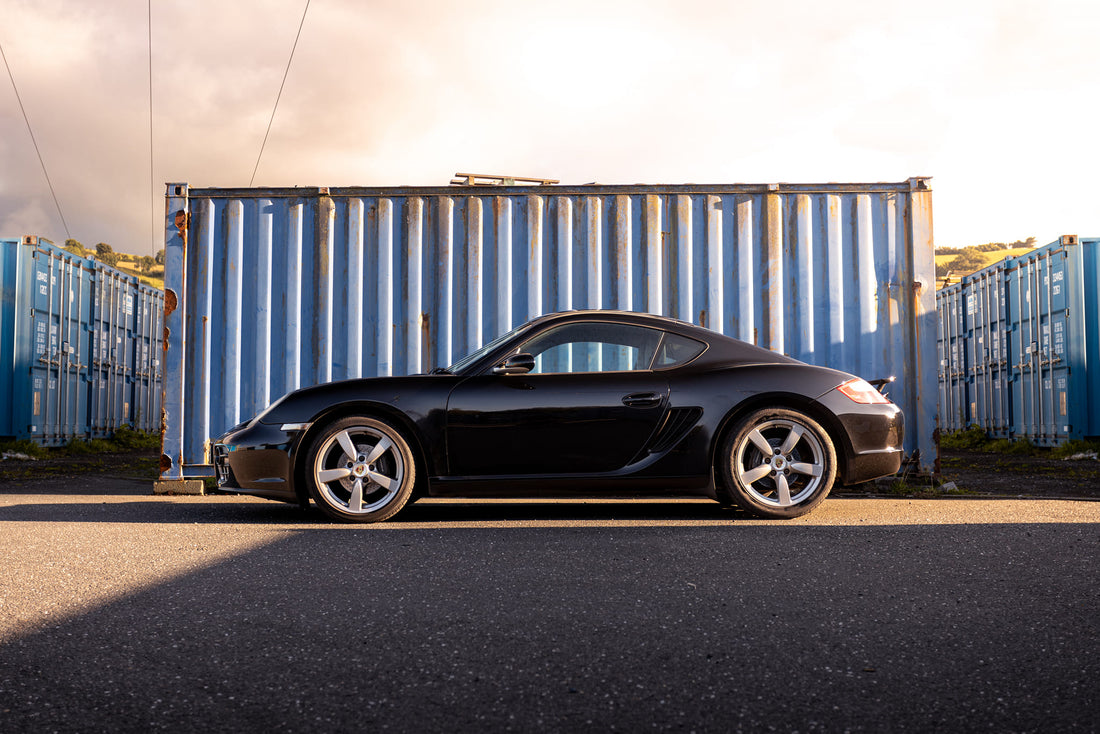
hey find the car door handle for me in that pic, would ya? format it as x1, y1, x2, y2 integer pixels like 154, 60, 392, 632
622, 392, 662, 407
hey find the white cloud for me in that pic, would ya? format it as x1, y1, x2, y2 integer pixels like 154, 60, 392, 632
1, 0, 1099, 253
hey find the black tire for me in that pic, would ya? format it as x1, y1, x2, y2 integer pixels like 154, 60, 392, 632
305, 415, 416, 523
719, 408, 837, 519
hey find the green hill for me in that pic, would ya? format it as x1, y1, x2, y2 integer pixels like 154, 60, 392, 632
111, 253, 165, 290
934, 239, 1037, 289
61, 240, 164, 290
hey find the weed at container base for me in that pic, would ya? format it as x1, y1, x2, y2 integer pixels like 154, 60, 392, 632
0, 440, 49, 460
110, 425, 161, 451
63, 426, 160, 456
940, 425, 991, 451
1050, 439, 1100, 460
986, 438, 1036, 456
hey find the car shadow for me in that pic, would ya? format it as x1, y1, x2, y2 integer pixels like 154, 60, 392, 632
0, 495, 747, 525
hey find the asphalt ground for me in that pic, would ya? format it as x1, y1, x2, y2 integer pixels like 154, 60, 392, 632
1, 482, 1098, 733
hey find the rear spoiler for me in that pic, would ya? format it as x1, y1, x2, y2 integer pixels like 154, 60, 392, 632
868, 376, 896, 395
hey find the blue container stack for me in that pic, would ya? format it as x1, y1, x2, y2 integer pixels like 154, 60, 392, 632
936, 235, 1100, 445
0, 236, 164, 446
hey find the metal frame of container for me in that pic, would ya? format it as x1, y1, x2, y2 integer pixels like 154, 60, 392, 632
936, 235, 1100, 445
0, 236, 165, 445
159, 179, 938, 482
0, 238, 18, 435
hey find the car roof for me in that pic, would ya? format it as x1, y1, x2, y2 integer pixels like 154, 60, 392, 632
524, 310, 800, 367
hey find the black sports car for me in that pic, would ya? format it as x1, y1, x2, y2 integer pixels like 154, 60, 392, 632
213, 310, 903, 521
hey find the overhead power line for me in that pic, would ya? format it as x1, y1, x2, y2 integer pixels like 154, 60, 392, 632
250, 0, 311, 187
148, 0, 155, 255
0, 39, 71, 240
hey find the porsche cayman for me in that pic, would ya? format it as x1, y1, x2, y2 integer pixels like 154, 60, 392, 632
213, 310, 903, 521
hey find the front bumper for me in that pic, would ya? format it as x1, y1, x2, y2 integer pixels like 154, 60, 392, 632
213, 421, 307, 504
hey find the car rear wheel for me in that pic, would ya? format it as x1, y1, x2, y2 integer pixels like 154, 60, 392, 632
306, 416, 416, 523
720, 408, 836, 519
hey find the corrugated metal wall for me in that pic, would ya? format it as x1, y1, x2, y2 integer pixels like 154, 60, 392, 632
0, 236, 164, 445
936, 235, 1100, 445
161, 179, 938, 478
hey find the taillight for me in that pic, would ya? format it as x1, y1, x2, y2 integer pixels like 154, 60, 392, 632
836, 378, 891, 405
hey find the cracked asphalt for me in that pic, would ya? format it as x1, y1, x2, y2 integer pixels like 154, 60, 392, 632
1, 481, 1098, 732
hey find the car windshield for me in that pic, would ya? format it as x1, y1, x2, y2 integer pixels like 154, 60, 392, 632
446, 324, 526, 374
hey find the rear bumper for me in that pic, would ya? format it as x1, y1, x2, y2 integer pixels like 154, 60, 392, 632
843, 448, 903, 484
815, 392, 905, 484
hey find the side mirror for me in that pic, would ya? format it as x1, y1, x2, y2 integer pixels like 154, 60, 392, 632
492, 353, 535, 375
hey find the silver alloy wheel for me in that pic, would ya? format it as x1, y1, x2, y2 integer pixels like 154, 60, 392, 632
312, 424, 406, 514
732, 417, 826, 508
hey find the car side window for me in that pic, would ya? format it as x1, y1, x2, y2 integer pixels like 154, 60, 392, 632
653, 332, 706, 368
518, 322, 663, 374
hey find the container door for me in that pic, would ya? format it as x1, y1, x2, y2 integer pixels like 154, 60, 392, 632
25, 246, 88, 445
937, 287, 969, 432
1008, 247, 1073, 445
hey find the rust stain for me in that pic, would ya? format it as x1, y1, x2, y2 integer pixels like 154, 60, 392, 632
163, 288, 177, 318
421, 312, 432, 371
162, 327, 170, 350
699, 309, 707, 328
173, 210, 189, 238
159, 453, 172, 473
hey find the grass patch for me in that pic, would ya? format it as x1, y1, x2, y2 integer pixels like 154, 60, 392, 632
65, 438, 116, 454
1049, 439, 1100, 459
0, 439, 50, 459
109, 425, 161, 451
63, 425, 159, 455
940, 426, 1033, 454
60, 426, 161, 456
986, 438, 1036, 456
3, 427, 159, 460
940, 425, 992, 450
886, 476, 975, 498
942, 426, 1099, 460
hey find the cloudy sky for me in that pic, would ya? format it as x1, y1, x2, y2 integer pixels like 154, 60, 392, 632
2, 0, 1098, 255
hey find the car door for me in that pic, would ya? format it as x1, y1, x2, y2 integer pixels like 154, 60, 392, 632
444, 322, 670, 477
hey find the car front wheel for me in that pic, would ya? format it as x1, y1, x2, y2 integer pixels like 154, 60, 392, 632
720, 408, 837, 519
305, 416, 416, 523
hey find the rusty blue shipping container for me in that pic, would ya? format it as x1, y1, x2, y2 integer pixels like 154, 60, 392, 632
936, 235, 1100, 445
0, 236, 164, 445
159, 179, 938, 481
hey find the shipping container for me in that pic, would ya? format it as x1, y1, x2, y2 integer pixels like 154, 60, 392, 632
159, 179, 938, 481
0, 236, 165, 445
935, 235, 1100, 445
